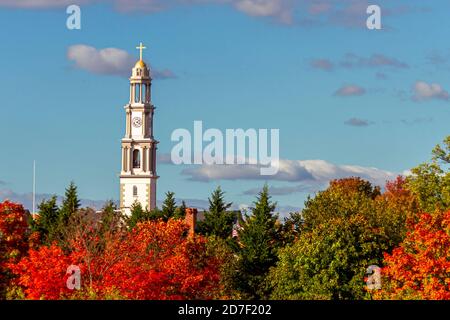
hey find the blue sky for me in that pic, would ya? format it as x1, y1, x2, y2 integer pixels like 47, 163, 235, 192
0, 0, 449, 214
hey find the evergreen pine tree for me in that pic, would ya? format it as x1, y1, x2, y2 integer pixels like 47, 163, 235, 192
148, 207, 163, 220
32, 196, 59, 243
127, 201, 147, 229
197, 186, 235, 239
234, 184, 279, 299
59, 181, 81, 225
174, 200, 187, 220
100, 200, 123, 233
102, 200, 116, 216
161, 191, 177, 221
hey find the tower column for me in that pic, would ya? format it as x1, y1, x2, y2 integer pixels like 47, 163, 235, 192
143, 146, 147, 172
125, 110, 130, 138
122, 147, 125, 172
129, 85, 133, 103
128, 147, 132, 173
123, 147, 128, 172
142, 111, 147, 137
152, 145, 157, 174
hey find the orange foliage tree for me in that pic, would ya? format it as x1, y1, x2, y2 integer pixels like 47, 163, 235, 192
9, 219, 222, 300
0, 201, 29, 297
377, 210, 450, 299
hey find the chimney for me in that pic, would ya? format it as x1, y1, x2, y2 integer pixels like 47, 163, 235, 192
184, 208, 197, 237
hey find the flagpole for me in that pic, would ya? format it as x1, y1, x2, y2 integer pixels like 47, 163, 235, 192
33, 160, 36, 214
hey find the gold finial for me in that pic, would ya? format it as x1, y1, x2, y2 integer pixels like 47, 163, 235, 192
136, 42, 147, 61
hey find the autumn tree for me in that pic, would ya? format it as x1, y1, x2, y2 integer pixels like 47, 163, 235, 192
375, 176, 420, 246
99, 220, 221, 299
197, 186, 235, 240
377, 210, 450, 300
268, 177, 419, 300
62, 208, 127, 293
205, 235, 242, 299
8, 244, 75, 299
0, 201, 30, 298
269, 215, 389, 300
10, 219, 222, 300
407, 136, 450, 213
301, 177, 381, 231
279, 211, 303, 246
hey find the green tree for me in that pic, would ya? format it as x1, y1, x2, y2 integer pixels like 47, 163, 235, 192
205, 235, 242, 299
432, 135, 450, 164
269, 215, 389, 300
31, 196, 59, 243
59, 181, 81, 225
301, 177, 380, 231
301, 177, 417, 250
233, 185, 279, 299
268, 177, 418, 300
127, 202, 148, 229
173, 200, 187, 220
278, 211, 303, 246
161, 191, 177, 221
407, 136, 450, 213
197, 186, 235, 239
100, 200, 125, 234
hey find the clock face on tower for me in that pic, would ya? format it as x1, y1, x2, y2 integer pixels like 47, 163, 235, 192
132, 117, 142, 128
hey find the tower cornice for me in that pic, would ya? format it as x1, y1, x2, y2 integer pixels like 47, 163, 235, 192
124, 103, 155, 110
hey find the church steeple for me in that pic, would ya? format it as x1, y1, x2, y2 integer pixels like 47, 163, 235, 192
129, 43, 151, 106
119, 42, 158, 216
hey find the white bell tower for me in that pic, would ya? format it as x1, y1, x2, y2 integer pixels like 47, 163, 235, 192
119, 42, 158, 215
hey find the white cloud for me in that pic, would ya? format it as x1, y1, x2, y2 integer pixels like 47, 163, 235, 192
67, 44, 176, 79
182, 159, 397, 189
0, 0, 416, 27
340, 53, 409, 69
239, 159, 398, 197
243, 184, 318, 195
67, 45, 135, 77
310, 53, 408, 74
334, 85, 365, 96
310, 58, 334, 71
412, 81, 449, 102
182, 159, 313, 182
0, 0, 88, 8
233, 0, 293, 24
344, 118, 372, 127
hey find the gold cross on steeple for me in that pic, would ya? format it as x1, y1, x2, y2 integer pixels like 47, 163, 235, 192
136, 42, 147, 61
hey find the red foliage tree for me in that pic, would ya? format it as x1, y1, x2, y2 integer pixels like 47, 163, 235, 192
0, 201, 29, 260
0, 201, 29, 296
10, 219, 222, 300
98, 220, 221, 299
8, 244, 75, 299
377, 210, 450, 299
